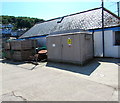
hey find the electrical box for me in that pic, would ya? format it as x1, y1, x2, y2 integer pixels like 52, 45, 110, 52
47, 32, 93, 65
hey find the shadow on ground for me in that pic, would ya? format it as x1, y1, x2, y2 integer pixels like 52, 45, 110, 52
1, 57, 119, 74
96, 57, 120, 64
1, 59, 25, 65
1, 59, 38, 70
46, 59, 100, 76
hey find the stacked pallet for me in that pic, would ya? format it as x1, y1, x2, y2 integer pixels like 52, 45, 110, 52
4, 42, 12, 59
4, 39, 37, 61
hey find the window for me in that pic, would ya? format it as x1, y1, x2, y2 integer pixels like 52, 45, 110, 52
114, 31, 120, 45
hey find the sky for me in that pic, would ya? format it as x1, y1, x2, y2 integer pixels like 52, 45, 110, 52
1, 0, 120, 20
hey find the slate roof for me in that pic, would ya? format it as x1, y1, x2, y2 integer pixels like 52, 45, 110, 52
20, 7, 120, 38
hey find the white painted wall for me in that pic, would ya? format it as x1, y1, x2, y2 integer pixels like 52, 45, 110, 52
94, 30, 120, 58
94, 31, 103, 57
104, 30, 119, 58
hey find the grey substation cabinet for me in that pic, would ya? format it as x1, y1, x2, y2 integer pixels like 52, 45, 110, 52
46, 32, 94, 65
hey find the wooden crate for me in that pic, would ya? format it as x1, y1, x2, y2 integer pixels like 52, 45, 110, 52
4, 42, 11, 50
31, 39, 37, 48
12, 49, 35, 61
5, 50, 12, 59
11, 39, 37, 50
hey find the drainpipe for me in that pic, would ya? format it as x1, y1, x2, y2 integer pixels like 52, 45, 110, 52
92, 30, 95, 57
102, 0, 105, 57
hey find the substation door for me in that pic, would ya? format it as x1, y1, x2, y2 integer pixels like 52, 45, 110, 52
47, 36, 62, 61
61, 35, 74, 61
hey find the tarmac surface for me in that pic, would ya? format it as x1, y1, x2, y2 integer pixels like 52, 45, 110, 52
0, 58, 119, 101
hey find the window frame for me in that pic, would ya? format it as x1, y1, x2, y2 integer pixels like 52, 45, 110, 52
114, 31, 120, 46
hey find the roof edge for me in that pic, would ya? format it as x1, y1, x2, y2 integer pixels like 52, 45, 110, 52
37, 7, 120, 25
38, 7, 102, 24
103, 7, 120, 20
36, 7, 120, 25
89, 25, 120, 31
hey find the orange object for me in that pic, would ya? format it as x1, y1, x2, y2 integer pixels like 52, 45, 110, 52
38, 50, 47, 54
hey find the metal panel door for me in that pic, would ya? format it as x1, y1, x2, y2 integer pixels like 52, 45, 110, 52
47, 36, 62, 60
61, 35, 74, 61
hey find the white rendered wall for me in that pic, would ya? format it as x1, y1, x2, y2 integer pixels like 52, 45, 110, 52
104, 30, 119, 58
94, 30, 120, 58
94, 31, 103, 57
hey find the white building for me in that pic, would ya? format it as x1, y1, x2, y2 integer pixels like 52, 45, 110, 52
19, 7, 120, 58
93, 28, 120, 58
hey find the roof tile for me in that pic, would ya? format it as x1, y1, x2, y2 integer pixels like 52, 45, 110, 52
20, 7, 120, 38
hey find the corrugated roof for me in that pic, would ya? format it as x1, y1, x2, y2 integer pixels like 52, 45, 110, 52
20, 7, 120, 38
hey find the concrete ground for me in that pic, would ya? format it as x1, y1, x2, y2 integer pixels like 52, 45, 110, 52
0, 58, 119, 101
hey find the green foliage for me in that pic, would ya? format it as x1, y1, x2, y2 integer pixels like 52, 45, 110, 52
1, 15, 45, 29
